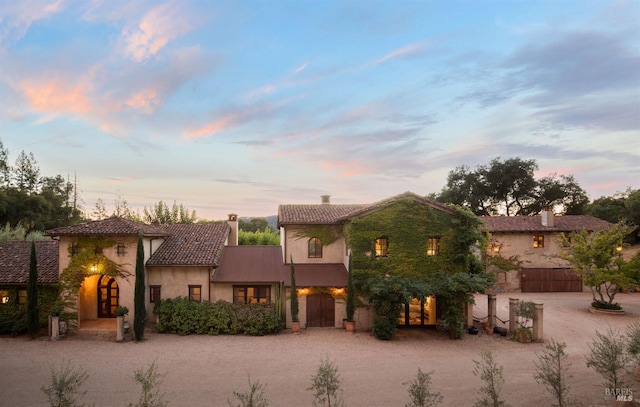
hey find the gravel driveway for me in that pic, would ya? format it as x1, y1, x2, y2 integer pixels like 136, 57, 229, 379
2, 292, 640, 406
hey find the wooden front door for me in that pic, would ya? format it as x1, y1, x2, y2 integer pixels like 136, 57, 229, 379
306, 293, 335, 327
97, 275, 119, 318
521, 268, 582, 292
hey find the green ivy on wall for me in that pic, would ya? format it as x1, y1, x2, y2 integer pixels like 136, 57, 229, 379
293, 225, 341, 246
58, 236, 130, 316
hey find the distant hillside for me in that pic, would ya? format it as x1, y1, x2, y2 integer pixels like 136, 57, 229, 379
240, 215, 277, 230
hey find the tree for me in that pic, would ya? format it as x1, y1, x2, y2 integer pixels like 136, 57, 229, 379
13, 150, 40, 193
586, 328, 628, 389
143, 200, 197, 224
228, 376, 270, 407
290, 255, 298, 323
558, 222, 634, 307
92, 198, 108, 220
308, 357, 344, 407
128, 360, 168, 407
533, 339, 571, 407
0, 138, 11, 187
27, 241, 39, 339
404, 368, 443, 407
134, 232, 146, 341
473, 350, 510, 407
41, 360, 90, 407
239, 218, 274, 233
436, 157, 588, 216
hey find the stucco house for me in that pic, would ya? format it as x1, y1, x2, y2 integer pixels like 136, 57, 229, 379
0, 240, 59, 306
277, 191, 477, 331
481, 211, 612, 292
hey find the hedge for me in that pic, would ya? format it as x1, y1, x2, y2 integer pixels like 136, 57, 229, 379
154, 297, 282, 336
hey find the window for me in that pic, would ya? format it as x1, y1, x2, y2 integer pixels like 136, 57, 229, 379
117, 243, 126, 256
18, 289, 27, 305
150, 285, 161, 303
0, 290, 9, 304
375, 237, 389, 257
533, 235, 544, 248
70, 243, 79, 256
426, 237, 440, 256
188, 285, 202, 302
308, 237, 323, 258
233, 286, 271, 304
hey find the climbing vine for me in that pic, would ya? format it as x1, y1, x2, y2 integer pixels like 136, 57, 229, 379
293, 225, 341, 246
58, 237, 130, 316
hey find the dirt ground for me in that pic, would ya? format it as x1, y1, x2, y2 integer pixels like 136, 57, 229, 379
2, 292, 640, 407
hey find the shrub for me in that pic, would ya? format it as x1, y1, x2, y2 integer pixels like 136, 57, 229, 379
308, 357, 344, 407
41, 359, 90, 407
533, 339, 572, 407
404, 368, 443, 407
473, 349, 510, 407
154, 298, 281, 336
586, 328, 629, 389
591, 300, 622, 310
128, 360, 168, 407
228, 376, 270, 407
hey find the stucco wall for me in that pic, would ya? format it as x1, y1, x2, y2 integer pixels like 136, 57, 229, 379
147, 266, 211, 320
490, 232, 571, 269
282, 225, 347, 264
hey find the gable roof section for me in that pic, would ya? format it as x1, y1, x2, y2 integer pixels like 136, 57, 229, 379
46, 217, 168, 237
214, 246, 347, 287
278, 191, 453, 226
481, 215, 612, 233
146, 223, 230, 267
0, 241, 59, 285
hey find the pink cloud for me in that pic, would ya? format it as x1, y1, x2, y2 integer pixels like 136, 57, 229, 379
20, 79, 92, 116
125, 89, 160, 113
183, 114, 238, 139
122, 2, 195, 62
376, 40, 431, 64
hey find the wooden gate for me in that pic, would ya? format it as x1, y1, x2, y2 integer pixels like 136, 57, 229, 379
521, 268, 582, 292
306, 293, 335, 327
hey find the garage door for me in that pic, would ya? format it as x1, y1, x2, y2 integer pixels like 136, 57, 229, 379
521, 268, 582, 292
306, 293, 335, 327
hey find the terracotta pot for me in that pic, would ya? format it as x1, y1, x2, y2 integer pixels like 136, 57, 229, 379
291, 321, 301, 335
345, 320, 355, 333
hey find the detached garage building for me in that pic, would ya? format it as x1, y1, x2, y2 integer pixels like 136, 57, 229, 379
481, 211, 612, 293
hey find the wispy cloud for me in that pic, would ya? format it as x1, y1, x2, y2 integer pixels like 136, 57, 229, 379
120, 2, 196, 62
0, 0, 64, 47
376, 40, 431, 64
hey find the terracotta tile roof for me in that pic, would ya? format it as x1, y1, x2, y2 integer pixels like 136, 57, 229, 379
146, 223, 230, 267
46, 217, 168, 237
214, 246, 348, 287
278, 191, 453, 226
481, 215, 612, 233
0, 241, 59, 285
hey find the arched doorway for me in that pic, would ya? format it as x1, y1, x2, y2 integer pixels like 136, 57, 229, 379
306, 293, 335, 327
97, 275, 119, 318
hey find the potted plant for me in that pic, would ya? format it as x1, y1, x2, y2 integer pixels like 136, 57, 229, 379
345, 257, 355, 333
514, 300, 535, 343
290, 256, 300, 334
115, 305, 129, 342
49, 302, 63, 340
443, 306, 464, 339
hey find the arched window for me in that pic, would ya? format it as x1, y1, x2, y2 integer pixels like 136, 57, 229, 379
308, 237, 323, 258
375, 237, 389, 257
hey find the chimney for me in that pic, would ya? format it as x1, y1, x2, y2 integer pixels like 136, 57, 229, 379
321, 195, 331, 204
541, 208, 554, 227
227, 214, 238, 246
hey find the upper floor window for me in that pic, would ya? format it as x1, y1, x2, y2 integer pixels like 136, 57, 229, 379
426, 237, 440, 256
308, 237, 323, 258
70, 243, 79, 256
189, 285, 202, 302
533, 235, 544, 248
0, 290, 9, 304
375, 237, 389, 257
117, 243, 126, 256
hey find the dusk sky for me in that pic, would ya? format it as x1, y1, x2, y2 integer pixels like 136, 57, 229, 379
0, 0, 638, 221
